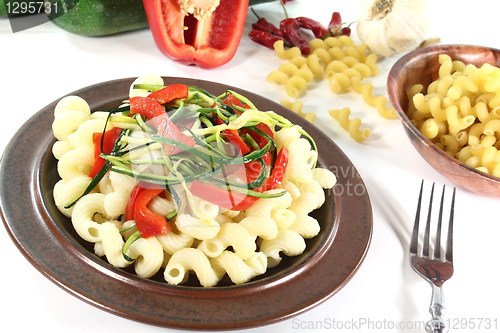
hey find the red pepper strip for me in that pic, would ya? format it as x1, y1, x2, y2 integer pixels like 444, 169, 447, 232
252, 18, 283, 37
295, 17, 330, 39
214, 115, 250, 156
189, 147, 289, 210
189, 180, 259, 211
147, 84, 188, 104
89, 127, 122, 179
142, 0, 249, 69
130, 96, 195, 155
125, 185, 145, 221
134, 188, 171, 238
222, 93, 248, 109
223, 130, 251, 156
280, 18, 311, 55
241, 128, 271, 164
130, 96, 165, 119
249, 30, 287, 50
222, 93, 274, 139
244, 160, 263, 184
126, 182, 164, 221
256, 122, 274, 140
239, 128, 271, 183
259, 146, 289, 191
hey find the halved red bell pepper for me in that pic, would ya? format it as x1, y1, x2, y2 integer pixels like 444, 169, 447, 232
89, 127, 122, 179
142, 0, 249, 69
130, 96, 196, 155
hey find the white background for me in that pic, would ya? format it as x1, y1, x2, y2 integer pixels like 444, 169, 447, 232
1, 1, 499, 332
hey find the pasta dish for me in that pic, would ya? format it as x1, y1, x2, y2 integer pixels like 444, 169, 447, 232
51, 75, 336, 287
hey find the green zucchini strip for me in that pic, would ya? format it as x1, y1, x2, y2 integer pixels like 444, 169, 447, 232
133, 83, 164, 92
122, 231, 142, 262
150, 135, 271, 165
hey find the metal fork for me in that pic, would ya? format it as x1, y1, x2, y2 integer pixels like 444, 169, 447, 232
410, 181, 456, 333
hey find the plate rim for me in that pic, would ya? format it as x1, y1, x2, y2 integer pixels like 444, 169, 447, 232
0, 77, 373, 330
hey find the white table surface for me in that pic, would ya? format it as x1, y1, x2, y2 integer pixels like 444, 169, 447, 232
1, 1, 499, 332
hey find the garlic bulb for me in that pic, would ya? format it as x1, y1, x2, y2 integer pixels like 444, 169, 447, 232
356, 0, 434, 57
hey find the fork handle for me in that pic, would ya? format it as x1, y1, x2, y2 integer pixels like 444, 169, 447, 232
425, 284, 448, 333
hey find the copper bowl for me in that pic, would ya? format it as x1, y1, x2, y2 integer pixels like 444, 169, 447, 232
387, 44, 500, 198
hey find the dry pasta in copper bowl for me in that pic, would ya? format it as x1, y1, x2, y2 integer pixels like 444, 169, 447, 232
388, 44, 500, 198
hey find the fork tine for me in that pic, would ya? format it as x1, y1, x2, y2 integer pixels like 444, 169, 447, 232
434, 185, 446, 261
410, 180, 424, 254
422, 183, 435, 257
446, 187, 456, 262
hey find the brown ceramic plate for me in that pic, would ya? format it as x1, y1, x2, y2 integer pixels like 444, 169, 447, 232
0, 77, 372, 330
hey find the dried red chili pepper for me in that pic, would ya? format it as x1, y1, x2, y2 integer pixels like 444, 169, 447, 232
249, 30, 287, 50
295, 17, 329, 39
251, 8, 283, 37
280, 18, 310, 55
341, 22, 354, 37
328, 11, 353, 37
328, 12, 342, 32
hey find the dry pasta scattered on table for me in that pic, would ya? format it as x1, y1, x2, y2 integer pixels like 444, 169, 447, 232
51, 74, 337, 287
408, 54, 500, 177
267, 36, 396, 142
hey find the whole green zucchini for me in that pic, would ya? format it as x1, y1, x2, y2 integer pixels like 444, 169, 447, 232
46, 0, 276, 37
46, 0, 149, 36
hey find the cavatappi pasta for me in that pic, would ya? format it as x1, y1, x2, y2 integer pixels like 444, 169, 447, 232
279, 99, 316, 124
52, 75, 336, 287
408, 54, 500, 177
267, 36, 396, 143
329, 107, 371, 142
